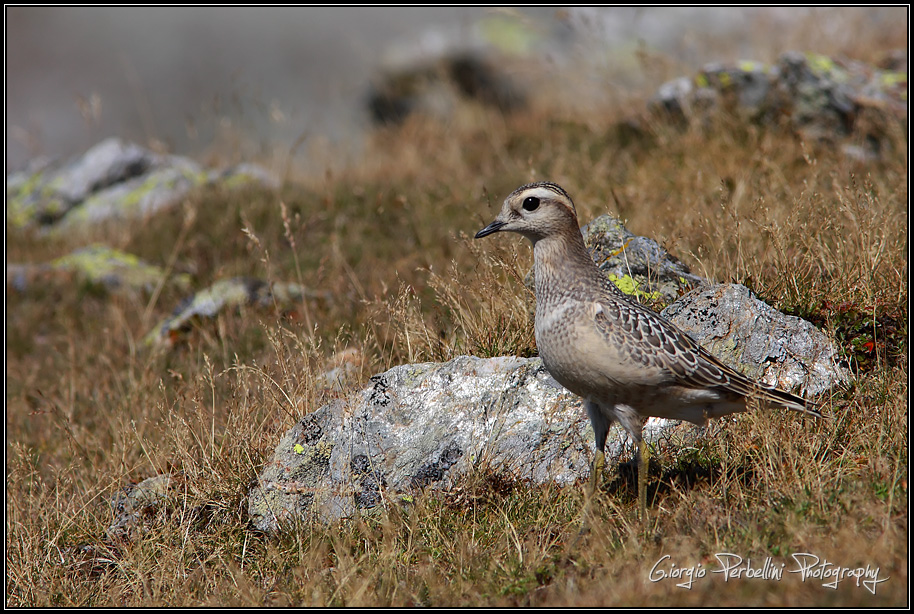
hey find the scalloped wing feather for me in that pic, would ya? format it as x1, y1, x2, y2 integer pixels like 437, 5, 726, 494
592, 295, 821, 418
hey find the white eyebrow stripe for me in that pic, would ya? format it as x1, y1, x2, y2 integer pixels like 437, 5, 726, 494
523, 187, 563, 200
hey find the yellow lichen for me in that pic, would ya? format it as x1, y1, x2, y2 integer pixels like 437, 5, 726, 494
607, 273, 662, 302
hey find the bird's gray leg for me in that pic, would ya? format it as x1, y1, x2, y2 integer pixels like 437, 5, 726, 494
638, 439, 650, 522
615, 404, 648, 522
585, 399, 611, 500
576, 399, 612, 538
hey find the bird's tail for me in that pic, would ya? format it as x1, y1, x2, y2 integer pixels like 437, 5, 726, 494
755, 385, 823, 418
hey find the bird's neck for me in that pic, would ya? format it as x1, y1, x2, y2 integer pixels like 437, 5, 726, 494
532, 228, 603, 301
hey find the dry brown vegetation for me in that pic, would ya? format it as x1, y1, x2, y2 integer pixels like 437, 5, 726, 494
6, 14, 908, 606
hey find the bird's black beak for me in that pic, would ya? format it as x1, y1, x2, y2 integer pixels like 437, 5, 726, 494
474, 220, 507, 239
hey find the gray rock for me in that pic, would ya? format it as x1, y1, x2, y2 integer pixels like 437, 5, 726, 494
6, 138, 154, 227
6, 244, 190, 295
651, 76, 701, 117
248, 355, 691, 532
52, 138, 155, 205
700, 60, 775, 117
649, 52, 907, 156
775, 51, 858, 140
6, 139, 167, 228
145, 277, 328, 347
54, 163, 204, 231
651, 64, 772, 122
107, 474, 173, 540
650, 61, 778, 123
662, 283, 851, 396
581, 213, 706, 305
7, 138, 280, 231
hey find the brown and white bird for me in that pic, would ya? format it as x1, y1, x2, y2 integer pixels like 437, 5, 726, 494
475, 181, 821, 518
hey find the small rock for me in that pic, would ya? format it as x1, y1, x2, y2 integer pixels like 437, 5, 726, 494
7, 244, 190, 296
145, 277, 328, 347
582, 214, 706, 305
107, 474, 173, 540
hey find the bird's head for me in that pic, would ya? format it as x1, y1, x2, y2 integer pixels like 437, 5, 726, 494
475, 182, 579, 244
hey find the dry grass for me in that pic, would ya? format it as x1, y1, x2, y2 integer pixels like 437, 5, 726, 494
6, 17, 908, 606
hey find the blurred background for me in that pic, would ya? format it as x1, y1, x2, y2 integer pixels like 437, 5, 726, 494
6, 6, 906, 173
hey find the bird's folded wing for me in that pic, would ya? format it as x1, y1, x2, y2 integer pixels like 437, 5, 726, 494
592, 296, 819, 416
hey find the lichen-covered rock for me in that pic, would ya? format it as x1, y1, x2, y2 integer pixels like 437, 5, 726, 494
6, 138, 195, 229
662, 283, 851, 396
248, 355, 690, 532
581, 214, 706, 305
53, 163, 205, 231
6, 244, 190, 295
525, 213, 705, 307
7, 138, 155, 227
6, 138, 280, 231
649, 51, 907, 157
652, 61, 778, 122
145, 277, 326, 346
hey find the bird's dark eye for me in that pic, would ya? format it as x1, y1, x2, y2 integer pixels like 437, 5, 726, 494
522, 196, 540, 211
